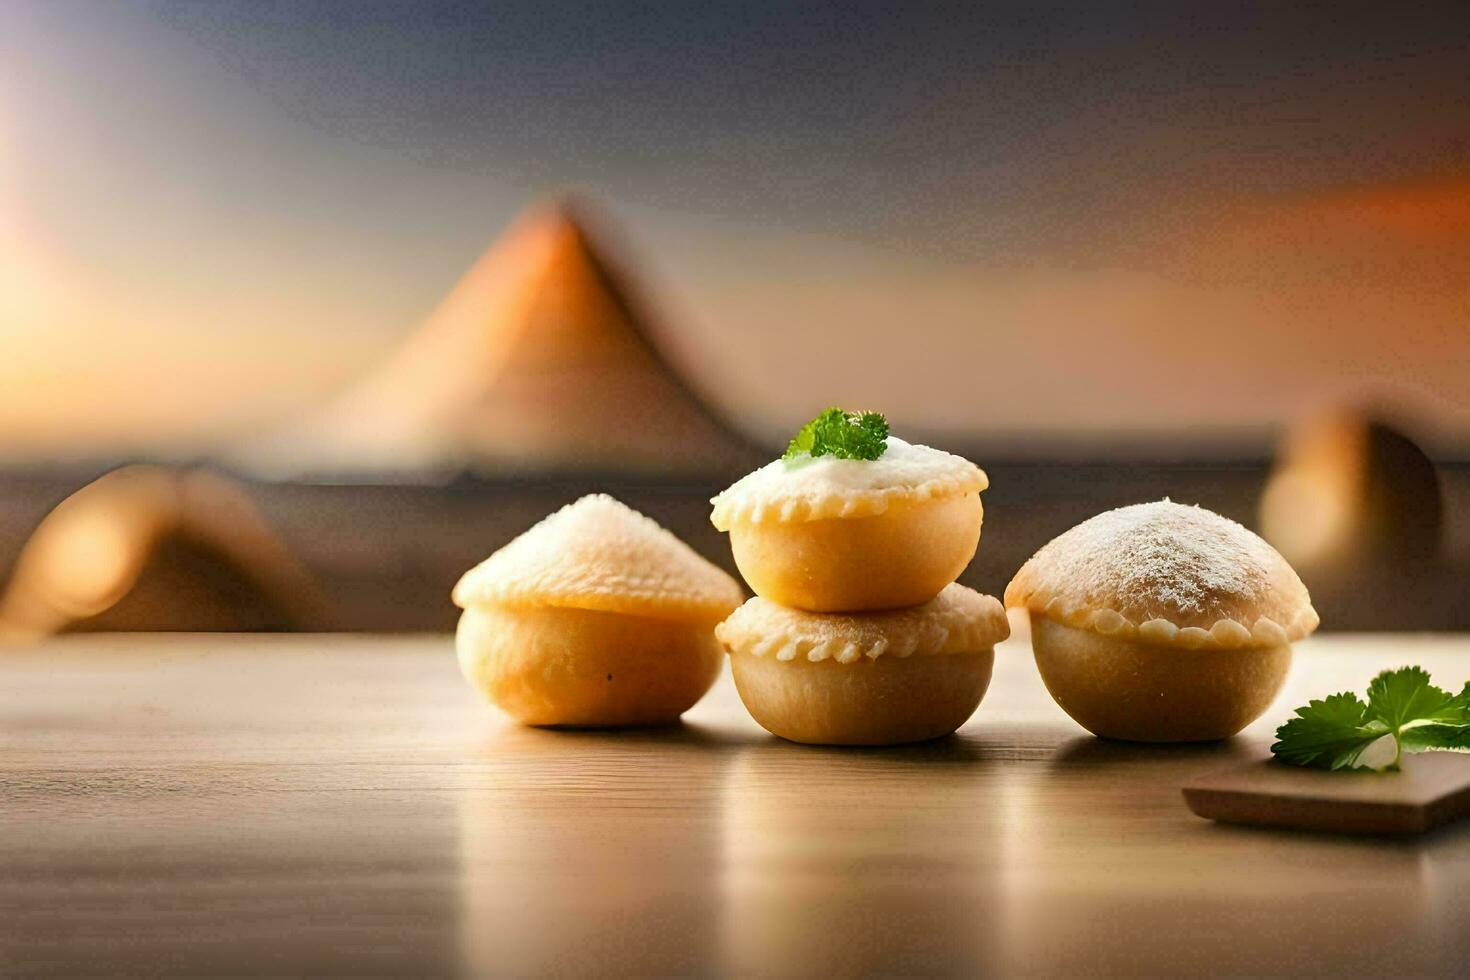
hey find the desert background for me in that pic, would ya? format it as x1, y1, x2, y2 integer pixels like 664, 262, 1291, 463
1, 1, 1466, 637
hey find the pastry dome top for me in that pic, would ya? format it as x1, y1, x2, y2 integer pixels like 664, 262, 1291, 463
711, 437, 986, 529
453, 494, 744, 621
716, 584, 1009, 663
1004, 500, 1318, 650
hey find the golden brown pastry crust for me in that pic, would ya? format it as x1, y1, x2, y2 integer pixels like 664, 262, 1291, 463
457, 605, 723, 727
1005, 500, 1318, 650
728, 493, 982, 612
1028, 617, 1292, 742
729, 647, 995, 745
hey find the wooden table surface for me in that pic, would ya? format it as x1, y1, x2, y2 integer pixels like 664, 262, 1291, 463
4, 628, 1470, 977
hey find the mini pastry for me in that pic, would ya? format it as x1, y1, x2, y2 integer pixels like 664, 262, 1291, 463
1005, 500, 1319, 742
716, 584, 1010, 745
453, 494, 744, 727
711, 409, 987, 612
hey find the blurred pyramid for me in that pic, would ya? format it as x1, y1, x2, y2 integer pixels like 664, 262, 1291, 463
0, 466, 329, 640
245, 197, 758, 478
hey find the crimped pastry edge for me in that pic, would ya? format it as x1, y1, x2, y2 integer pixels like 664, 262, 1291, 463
715, 591, 1009, 664
1011, 590, 1320, 650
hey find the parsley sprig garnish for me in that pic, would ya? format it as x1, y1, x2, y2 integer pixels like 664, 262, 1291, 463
1271, 666, 1470, 771
783, 408, 889, 463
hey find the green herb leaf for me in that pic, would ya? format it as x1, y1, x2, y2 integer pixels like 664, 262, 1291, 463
1270, 692, 1389, 770
1401, 682, 1470, 752
1402, 724, 1470, 752
1367, 667, 1454, 729
1273, 669, 1470, 772
783, 408, 890, 463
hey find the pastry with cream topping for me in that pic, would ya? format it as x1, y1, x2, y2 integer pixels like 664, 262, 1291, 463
453, 494, 744, 726
711, 409, 987, 611
711, 409, 1007, 744
717, 584, 1010, 744
1005, 500, 1319, 742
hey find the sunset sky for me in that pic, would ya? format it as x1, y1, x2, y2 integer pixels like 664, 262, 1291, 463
2, 1, 1468, 457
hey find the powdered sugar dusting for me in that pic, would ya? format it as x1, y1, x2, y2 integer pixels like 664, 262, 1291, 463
453, 493, 744, 619
1006, 500, 1315, 637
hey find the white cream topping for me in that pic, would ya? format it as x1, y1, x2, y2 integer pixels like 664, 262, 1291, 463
711, 437, 987, 528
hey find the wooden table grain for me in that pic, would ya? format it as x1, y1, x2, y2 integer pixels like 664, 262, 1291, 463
4, 628, 1469, 977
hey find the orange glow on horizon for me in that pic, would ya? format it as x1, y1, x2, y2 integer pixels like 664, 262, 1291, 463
1211, 173, 1470, 250
1289, 174, 1470, 242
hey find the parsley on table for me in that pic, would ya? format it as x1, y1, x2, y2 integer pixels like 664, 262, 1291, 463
1271, 667, 1470, 771
783, 408, 889, 463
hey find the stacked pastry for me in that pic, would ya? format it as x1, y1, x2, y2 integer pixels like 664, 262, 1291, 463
711, 411, 1009, 745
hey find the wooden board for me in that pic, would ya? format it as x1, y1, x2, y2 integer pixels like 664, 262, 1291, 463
5, 632, 1470, 977
1184, 753, 1470, 835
